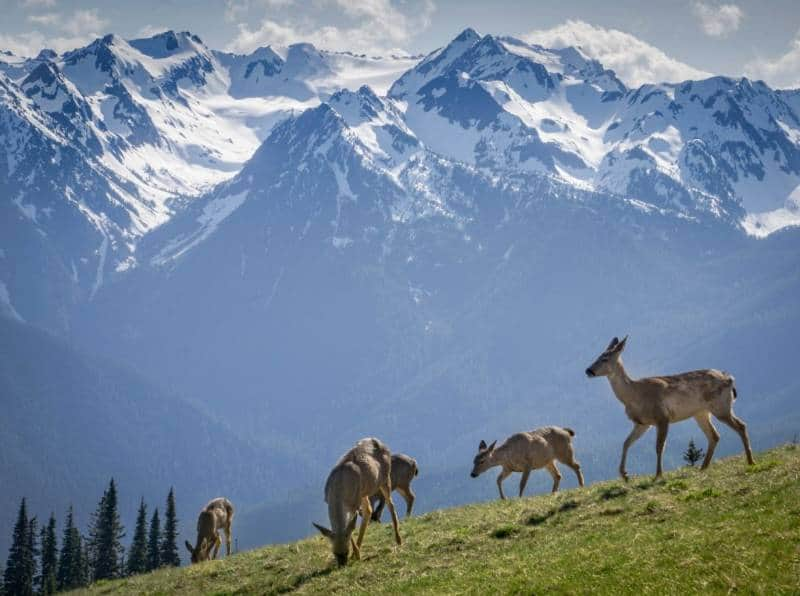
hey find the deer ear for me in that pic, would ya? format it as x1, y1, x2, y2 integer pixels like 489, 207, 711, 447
313, 522, 333, 539
488, 440, 497, 451
185, 540, 194, 554
615, 335, 628, 352
606, 337, 619, 351
479, 440, 487, 450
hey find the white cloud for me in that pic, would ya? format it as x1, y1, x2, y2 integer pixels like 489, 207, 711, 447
27, 12, 60, 27
692, 2, 744, 38
0, 30, 92, 57
225, 0, 435, 55
136, 24, 171, 39
61, 8, 108, 37
745, 31, 800, 89
524, 20, 711, 88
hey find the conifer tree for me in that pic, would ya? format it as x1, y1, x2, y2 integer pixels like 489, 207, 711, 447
27, 517, 38, 593
683, 438, 705, 467
56, 507, 78, 591
88, 479, 126, 581
160, 488, 180, 567
3, 498, 35, 596
146, 509, 161, 571
126, 499, 149, 576
38, 513, 58, 595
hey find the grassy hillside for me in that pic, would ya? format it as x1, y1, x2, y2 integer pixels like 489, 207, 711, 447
79, 445, 800, 595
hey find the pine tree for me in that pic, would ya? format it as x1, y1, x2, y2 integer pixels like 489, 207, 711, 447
38, 513, 58, 595
126, 499, 148, 576
683, 438, 705, 467
57, 507, 78, 591
4, 498, 34, 596
26, 517, 38, 594
146, 509, 161, 571
160, 488, 180, 567
88, 479, 126, 581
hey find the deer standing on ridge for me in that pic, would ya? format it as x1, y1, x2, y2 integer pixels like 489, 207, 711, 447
313, 437, 402, 566
585, 336, 755, 480
470, 426, 584, 499
185, 497, 234, 564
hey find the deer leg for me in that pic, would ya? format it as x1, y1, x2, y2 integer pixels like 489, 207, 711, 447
518, 469, 531, 497
546, 462, 562, 493
211, 533, 221, 559
718, 413, 755, 465
356, 497, 372, 549
350, 537, 360, 561
496, 467, 512, 500
225, 525, 232, 557
557, 447, 585, 487
379, 485, 402, 546
620, 424, 650, 481
370, 495, 385, 522
694, 412, 720, 470
396, 486, 414, 517
655, 421, 669, 478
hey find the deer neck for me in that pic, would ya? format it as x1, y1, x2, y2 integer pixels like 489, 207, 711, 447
607, 357, 636, 406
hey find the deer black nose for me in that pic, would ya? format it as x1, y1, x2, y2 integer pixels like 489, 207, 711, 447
470, 472, 477, 478
585, 368, 595, 377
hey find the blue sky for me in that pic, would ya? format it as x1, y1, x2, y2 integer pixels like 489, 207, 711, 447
2, 0, 800, 88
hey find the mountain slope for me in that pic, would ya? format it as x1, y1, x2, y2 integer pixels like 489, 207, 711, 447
79, 445, 800, 594
0, 315, 304, 556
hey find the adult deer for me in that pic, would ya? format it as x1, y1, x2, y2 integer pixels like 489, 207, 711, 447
313, 438, 402, 566
185, 497, 234, 564
585, 336, 754, 480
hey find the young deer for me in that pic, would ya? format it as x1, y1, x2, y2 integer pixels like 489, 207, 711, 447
184, 497, 234, 564
313, 437, 402, 566
370, 453, 418, 521
470, 427, 584, 499
585, 336, 755, 480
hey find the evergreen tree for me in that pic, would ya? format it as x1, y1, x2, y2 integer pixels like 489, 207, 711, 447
146, 509, 161, 571
88, 479, 126, 581
4, 498, 35, 596
126, 499, 148, 576
160, 488, 180, 567
57, 507, 77, 591
27, 517, 38, 594
38, 514, 58, 595
683, 439, 705, 467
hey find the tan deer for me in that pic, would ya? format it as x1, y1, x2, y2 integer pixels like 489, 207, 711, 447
470, 427, 584, 499
585, 336, 755, 480
184, 497, 234, 564
370, 453, 418, 521
313, 437, 402, 566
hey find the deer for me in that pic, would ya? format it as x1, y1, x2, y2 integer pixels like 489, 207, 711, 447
184, 497, 234, 564
370, 453, 419, 521
470, 426, 584, 499
313, 437, 402, 566
585, 336, 755, 481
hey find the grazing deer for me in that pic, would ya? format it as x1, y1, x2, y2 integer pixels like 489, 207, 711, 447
470, 427, 584, 499
370, 453, 418, 521
585, 336, 755, 480
185, 497, 234, 564
313, 437, 402, 566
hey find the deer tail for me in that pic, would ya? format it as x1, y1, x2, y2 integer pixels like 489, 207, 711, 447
564, 427, 576, 437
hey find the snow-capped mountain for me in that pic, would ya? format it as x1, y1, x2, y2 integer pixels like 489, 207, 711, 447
0, 30, 418, 323
4, 27, 800, 326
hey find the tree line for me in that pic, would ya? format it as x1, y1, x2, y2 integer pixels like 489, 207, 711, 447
3, 480, 180, 595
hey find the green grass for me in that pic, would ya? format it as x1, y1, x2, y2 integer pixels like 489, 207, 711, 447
77, 445, 800, 595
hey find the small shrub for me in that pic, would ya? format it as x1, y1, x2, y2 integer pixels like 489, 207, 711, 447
491, 524, 519, 539
600, 485, 628, 500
